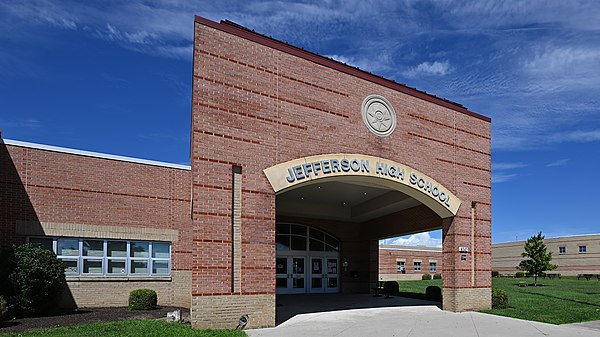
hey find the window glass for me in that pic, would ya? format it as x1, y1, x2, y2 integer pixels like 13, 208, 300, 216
152, 243, 170, 259
429, 262, 437, 273
559, 247, 566, 254
152, 261, 169, 275
276, 235, 290, 250
130, 241, 149, 258
414, 261, 421, 271
83, 240, 104, 257
309, 228, 324, 242
397, 261, 405, 272
107, 241, 127, 257
83, 259, 103, 274
62, 259, 78, 274
309, 238, 324, 251
57, 239, 79, 256
325, 235, 339, 250
290, 235, 307, 251
30, 238, 53, 251
579, 245, 587, 253
276, 224, 290, 234
291, 225, 306, 236
107, 260, 127, 274
130, 260, 148, 274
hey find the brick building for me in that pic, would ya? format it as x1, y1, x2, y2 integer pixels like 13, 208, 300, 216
492, 234, 600, 276
379, 245, 442, 281
0, 16, 492, 329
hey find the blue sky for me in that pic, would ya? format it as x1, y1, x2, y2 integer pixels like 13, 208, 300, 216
1, 1, 599, 245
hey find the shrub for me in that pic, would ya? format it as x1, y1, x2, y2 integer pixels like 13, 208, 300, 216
422, 273, 432, 280
0, 296, 7, 321
515, 272, 525, 278
492, 288, 509, 309
425, 286, 442, 301
433, 273, 442, 280
382, 281, 399, 295
491, 271, 499, 278
129, 289, 157, 310
0, 244, 65, 316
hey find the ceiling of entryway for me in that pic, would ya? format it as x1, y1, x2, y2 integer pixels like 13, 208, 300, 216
276, 180, 421, 223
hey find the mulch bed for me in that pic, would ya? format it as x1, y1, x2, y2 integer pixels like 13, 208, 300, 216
0, 306, 189, 333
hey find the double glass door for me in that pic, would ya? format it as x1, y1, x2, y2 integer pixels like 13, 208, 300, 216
309, 257, 339, 293
276, 255, 339, 294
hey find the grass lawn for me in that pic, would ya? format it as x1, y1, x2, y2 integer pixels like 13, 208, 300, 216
0, 320, 247, 337
398, 277, 600, 324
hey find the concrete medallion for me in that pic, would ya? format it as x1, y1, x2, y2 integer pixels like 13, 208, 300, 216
361, 95, 396, 136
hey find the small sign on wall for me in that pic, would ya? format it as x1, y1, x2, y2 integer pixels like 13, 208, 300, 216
459, 247, 469, 253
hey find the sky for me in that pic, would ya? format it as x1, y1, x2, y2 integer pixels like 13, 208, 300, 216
1, 1, 599, 245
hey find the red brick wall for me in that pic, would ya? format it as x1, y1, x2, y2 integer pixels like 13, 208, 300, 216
191, 16, 491, 306
379, 248, 442, 275
0, 143, 192, 272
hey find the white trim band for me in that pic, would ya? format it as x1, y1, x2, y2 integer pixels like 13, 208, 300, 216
4, 139, 191, 170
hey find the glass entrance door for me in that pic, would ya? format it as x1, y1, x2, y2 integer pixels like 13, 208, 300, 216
276, 256, 306, 294
309, 257, 339, 293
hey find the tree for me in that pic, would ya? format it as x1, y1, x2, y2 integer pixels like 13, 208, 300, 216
518, 232, 557, 286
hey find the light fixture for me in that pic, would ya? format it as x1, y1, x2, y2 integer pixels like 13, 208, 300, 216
317, 186, 322, 189
363, 192, 368, 196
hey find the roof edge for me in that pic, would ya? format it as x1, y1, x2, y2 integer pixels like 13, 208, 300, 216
4, 139, 191, 170
194, 15, 491, 123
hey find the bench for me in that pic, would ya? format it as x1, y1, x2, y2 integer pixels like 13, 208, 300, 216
577, 274, 600, 280
372, 281, 393, 298
544, 273, 561, 279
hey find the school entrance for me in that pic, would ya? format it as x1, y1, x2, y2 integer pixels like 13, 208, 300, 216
275, 223, 340, 295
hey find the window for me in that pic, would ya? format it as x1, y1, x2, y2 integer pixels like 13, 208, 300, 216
396, 261, 405, 273
429, 262, 437, 273
414, 261, 421, 272
276, 224, 339, 252
579, 245, 587, 253
28, 237, 170, 277
559, 246, 566, 254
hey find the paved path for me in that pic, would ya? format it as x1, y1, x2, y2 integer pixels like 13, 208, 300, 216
247, 306, 600, 337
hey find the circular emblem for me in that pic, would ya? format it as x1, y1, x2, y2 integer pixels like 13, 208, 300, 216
361, 95, 396, 136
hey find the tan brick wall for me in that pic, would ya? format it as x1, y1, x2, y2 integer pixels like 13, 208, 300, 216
61, 270, 191, 308
443, 287, 491, 312
378, 246, 442, 280
191, 294, 275, 329
492, 235, 600, 276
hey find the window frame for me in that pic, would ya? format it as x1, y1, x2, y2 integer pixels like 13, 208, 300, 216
429, 262, 437, 273
396, 261, 405, 273
28, 237, 171, 277
579, 245, 587, 254
559, 246, 566, 254
414, 261, 421, 272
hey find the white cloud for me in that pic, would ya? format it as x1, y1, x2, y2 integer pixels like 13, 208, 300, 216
403, 61, 452, 78
492, 173, 518, 183
492, 162, 527, 171
381, 232, 442, 247
546, 159, 569, 167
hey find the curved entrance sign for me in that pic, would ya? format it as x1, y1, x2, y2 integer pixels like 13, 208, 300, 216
263, 154, 461, 218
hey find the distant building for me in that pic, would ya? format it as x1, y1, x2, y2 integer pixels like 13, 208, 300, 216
379, 245, 442, 281
492, 234, 600, 276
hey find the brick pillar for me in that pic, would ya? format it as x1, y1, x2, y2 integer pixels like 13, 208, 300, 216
442, 203, 491, 311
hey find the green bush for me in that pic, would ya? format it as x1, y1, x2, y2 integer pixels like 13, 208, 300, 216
382, 281, 399, 295
425, 286, 442, 301
128, 289, 157, 310
0, 244, 65, 316
433, 273, 442, 280
421, 273, 432, 280
0, 296, 7, 321
515, 272, 525, 278
492, 271, 499, 278
492, 288, 509, 309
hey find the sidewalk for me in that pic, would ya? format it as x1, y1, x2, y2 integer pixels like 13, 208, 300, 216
247, 306, 600, 337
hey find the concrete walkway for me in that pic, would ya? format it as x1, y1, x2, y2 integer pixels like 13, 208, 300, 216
247, 305, 600, 337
